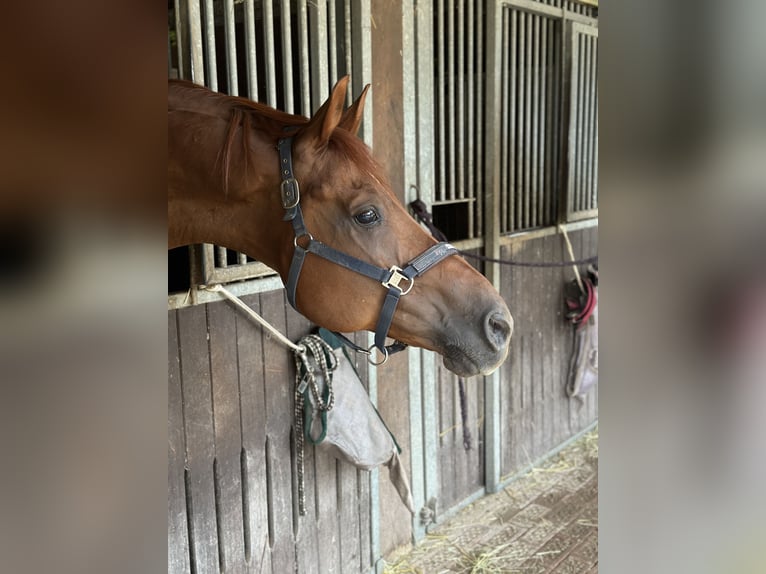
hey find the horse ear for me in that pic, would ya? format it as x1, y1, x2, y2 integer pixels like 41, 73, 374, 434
338, 84, 370, 137
302, 75, 350, 148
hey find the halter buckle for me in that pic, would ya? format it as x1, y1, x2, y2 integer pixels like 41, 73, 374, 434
382, 266, 414, 295
280, 178, 300, 209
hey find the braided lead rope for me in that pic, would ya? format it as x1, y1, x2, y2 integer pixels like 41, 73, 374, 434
293, 334, 338, 515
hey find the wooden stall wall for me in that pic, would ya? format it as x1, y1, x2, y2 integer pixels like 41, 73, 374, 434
498, 225, 598, 478
168, 291, 374, 574
431, 226, 597, 512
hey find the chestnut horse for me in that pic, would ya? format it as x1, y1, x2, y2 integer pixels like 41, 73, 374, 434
168, 76, 512, 376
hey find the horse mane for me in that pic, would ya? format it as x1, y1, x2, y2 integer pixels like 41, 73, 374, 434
169, 81, 386, 195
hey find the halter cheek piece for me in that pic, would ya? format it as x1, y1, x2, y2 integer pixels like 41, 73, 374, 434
277, 135, 457, 364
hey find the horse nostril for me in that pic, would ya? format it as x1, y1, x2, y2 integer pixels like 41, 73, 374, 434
485, 310, 513, 351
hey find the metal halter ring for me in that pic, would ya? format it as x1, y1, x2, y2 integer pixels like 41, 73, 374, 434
293, 232, 314, 248
366, 344, 389, 366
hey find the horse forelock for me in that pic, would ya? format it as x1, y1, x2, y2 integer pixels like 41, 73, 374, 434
321, 128, 389, 190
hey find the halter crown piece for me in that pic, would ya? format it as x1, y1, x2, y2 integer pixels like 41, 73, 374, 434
277, 136, 458, 365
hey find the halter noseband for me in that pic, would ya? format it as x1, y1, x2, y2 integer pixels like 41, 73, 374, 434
277, 135, 457, 364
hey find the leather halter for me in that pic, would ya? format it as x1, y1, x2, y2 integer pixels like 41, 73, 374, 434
277, 135, 458, 363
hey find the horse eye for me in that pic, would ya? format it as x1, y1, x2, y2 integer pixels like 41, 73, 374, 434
354, 207, 380, 226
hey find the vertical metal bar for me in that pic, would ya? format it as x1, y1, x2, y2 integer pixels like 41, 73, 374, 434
507, 8, 515, 233
402, 1, 424, 543
216, 246, 227, 268
483, 0, 504, 495
202, 0, 217, 89
514, 9, 523, 231
589, 34, 598, 209
189, 0, 205, 84
553, 19, 562, 221
592, 40, 598, 209
281, 0, 295, 113
328, 0, 338, 84
168, 30, 173, 77
344, 0, 353, 106
475, 0, 484, 237
351, 0, 372, 145
524, 11, 532, 229
538, 15, 547, 226
582, 35, 592, 212
499, 8, 509, 234
224, 0, 238, 94
436, 0, 445, 202
538, 16, 547, 225
262, 0, 277, 106
530, 13, 540, 228
447, 0, 456, 201
565, 23, 578, 217
467, 0, 476, 237
298, 0, 311, 116
577, 34, 585, 212
243, 0, 258, 100
456, 0, 465, 201
173, 0, 188, 80
309, 0, 329, 112
544, 18, 553, 224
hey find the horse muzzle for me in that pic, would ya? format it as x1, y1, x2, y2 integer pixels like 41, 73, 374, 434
439, 304, 513, 377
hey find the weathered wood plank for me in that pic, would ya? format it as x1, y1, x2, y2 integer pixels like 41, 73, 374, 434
235, 293, 271, 573
168, 311, 191, 574
338, 461, 362, 574
315, 452, 340, 574
177, 304, 220, 574
260, 290, 296, 574
207, 301, 246, 572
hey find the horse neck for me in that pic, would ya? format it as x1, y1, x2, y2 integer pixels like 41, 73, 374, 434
168, 96, 293, 274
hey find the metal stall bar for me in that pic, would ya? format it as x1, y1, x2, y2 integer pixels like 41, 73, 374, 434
202, 0, 217, 90
588, 34, 598, 210
576, 33, 585, 211
446, 0, 456, 201
552, 17, 562, 221
328, 0, 338, 84
544, 17, 554, 223
173, 0, 190, 80
582, 34, 592, 212
499, 8, 510, 233
457, 0, 465, 202
309, 0, 329, 111
475, 0, 485, 237
344, 0, 353, 106
523, 11, 532, 229
530, 12, 539, 228
189, 0, 205, 84
224, 0, 238, 95
483, 0, 504, 495
539, 15, 548, 225
505, 8, 520, 232
281, 0, 295, 113
466, 0, 476, 236
435, 0, 445, 203
244, 0, 258, 100
592, 36, 598, 209
298, 0, 311, 116
351, 0, 372, 142
262, 0, 277, 106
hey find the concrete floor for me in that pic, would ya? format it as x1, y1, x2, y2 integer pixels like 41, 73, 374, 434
382, 428, 598, 573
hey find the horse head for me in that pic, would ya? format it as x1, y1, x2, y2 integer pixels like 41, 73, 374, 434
279, 77, 513, 376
